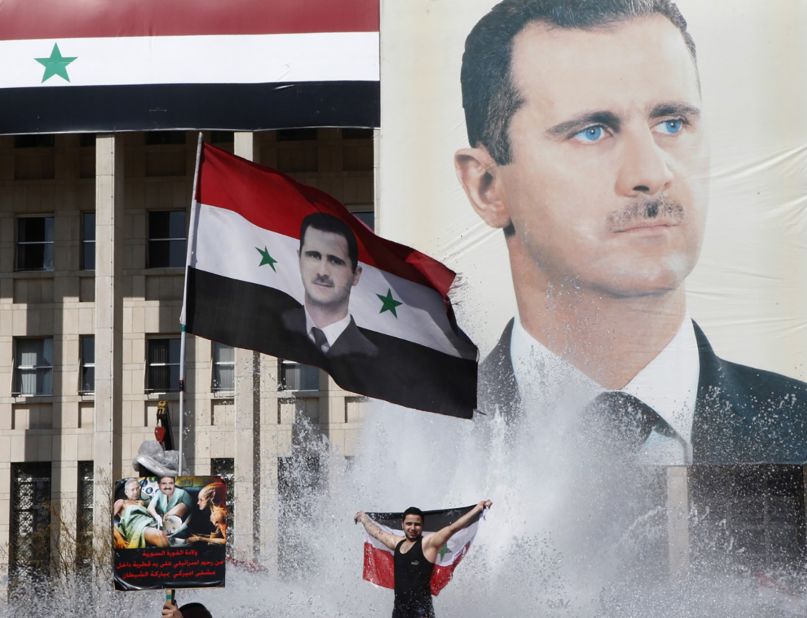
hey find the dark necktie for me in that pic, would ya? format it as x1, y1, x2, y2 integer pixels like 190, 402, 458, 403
583, 391, 674, 454
310, 327, 329, 354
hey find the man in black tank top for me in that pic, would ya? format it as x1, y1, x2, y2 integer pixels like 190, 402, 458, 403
356, 500, 492, 617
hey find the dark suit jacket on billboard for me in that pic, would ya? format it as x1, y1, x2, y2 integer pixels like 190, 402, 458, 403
478, 319, 807, 464
277, 304, 477, 416
280, 307, 378, 359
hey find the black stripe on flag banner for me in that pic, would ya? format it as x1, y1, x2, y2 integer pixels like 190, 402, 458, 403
0, 81, 379, 134
367, 505, 480, 530
186, 268, 477, 418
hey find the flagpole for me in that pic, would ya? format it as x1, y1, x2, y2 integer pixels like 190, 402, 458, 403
178, 132, 205, 476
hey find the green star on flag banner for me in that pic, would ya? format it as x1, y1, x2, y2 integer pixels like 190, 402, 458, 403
377, 288, 402, 317
0, 0, 379, 133
256, 246, 278, 271
183, 143, 478, 418
35, 43, 77, 83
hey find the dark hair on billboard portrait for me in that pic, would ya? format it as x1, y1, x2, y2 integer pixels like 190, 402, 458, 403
299, 211, 360, 272
460, 0, 697, 166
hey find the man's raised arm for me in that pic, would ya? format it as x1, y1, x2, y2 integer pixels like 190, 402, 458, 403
423, 499, 492, 556
355, 511, 401, 551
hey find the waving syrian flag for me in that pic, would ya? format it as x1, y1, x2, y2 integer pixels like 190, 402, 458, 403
361, 505, 483, 595
182, 143, 478, 417
0, 0, 378, 134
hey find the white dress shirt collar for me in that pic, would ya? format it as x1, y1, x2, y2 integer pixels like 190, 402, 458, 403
510, 315, 699, 464
305, 309, 352, 349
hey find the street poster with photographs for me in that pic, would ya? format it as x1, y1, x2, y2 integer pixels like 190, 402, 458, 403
112, 475, 228, 590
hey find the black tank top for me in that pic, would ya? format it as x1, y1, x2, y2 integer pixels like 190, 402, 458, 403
393, 537, 435, 617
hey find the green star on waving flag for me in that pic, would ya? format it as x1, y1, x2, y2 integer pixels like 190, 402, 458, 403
35, 43, 77, 83
437, 543, 450, 560
377, 288, 402, 317
256, 246, 278, 271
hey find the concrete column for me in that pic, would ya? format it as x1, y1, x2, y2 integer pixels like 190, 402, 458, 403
232, 131, 259, 561
802, 466, 807, 549
92, 134, 124, 554
259, 355, 280, 573
666, 466, 690, 576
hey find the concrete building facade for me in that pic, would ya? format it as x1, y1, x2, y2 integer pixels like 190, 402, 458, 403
0, 129, 374, 584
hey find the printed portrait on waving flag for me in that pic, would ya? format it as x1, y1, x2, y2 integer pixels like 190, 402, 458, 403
183, 143, 478, 418
379, 0, 807, 466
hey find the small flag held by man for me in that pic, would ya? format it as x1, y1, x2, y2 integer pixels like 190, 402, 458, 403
182, 143, 478, 417
355, 501, 490, 615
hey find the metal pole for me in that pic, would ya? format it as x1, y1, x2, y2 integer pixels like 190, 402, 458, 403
177, 132, 205, 475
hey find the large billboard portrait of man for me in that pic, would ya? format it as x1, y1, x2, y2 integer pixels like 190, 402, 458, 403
454, 0, 807, 465
380, 0, 807, 467
371, 1, 807, 610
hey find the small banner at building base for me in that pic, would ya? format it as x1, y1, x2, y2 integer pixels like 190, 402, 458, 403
113, 475, 228, 590
361, 505, 482, 596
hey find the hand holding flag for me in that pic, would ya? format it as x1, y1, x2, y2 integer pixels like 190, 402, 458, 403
357, 502, 489, 596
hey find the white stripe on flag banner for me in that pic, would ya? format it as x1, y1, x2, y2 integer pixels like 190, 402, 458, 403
433, 523, 477, 567
363, 523, 479, 567
0, 32, 378, 88
192, 202, 469, 358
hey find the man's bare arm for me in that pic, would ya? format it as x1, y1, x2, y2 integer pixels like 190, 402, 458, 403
423, 499, 492, 555
354, 511, 400, 551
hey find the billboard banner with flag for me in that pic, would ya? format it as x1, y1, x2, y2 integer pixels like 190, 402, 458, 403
0, 0, 379, 134
182, 143, 478, 418
361, 505, 483, 596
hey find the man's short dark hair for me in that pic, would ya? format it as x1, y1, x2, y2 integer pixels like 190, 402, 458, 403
403, 506, 425, 522
299, 212, 359, 272
461, 0, 697, 165
178, 602, 213, 618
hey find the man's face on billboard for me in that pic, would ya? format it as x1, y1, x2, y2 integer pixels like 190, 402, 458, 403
477, 15, 709, 299
299, 226, 361, 313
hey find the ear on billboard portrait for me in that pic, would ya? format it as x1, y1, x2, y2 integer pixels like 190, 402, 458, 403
454, 146, 510, 231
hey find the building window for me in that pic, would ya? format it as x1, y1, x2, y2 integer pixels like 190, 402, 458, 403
690, 465, 807, 570
148, 211, 186, 268
79, 335, 95, 394
13, 337, 53, 396
145, 131, 186, 145
80, 212, 95, 270
341, 128, 373, 139
210, 131, 234, 144
278, 361, 319, 391
352, 210, 375, 230
276, 128, 317, 141
146, 337, 180, 392
211, 342, 235, 392
16, 216, 54, 271
278, 455, 322, 576
76, 461, 94, 570
10, 462, 52, 582
211, 458, 235, 557
14, 135, 55, 148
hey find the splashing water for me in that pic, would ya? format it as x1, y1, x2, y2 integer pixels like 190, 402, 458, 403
6, 401, 807, 617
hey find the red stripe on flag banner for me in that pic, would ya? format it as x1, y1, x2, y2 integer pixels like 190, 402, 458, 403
363, 542, 395, 589
430, 543, 471, 596
198, 144, 456, 295
0, 0, 378, 41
